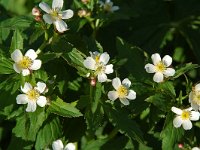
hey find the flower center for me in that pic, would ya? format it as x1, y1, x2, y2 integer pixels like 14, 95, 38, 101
18, 56, 33, 69
155, 62, 166, 72
192, 91, 200, 105
181, 111, 190, 120
95, 63, 105, 74
50, 9, 61, 20
117, 85, 128, 98
27, 89, 40, 101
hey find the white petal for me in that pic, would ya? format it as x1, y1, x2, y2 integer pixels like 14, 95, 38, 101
16, 94, 28, 104
52, 0, 63, 9
108, 91, 118, 101
171, 106, 182, 115
22, 69, 30, 76
151, 53, 161, 65
173, 116, 183, 128
61, 10, 74, 19
21, 82, 32, 93
54, 19, 68, 33
25, 49, 37, 60
163, 68, 175, 77
43, 14, 53, 24
97, 73, 107, 82
195, 83, 200, 91
37, 96, 47, 107
13, 63, 22, 73
191, 102, 199, 111
99, 52, 110, 65
35, 82, 46, 93
162, 55, 172, 67
83, 57, 96, 70
182, 120, 192, 130
127, 90, 136, 100
111, 6, 119, 12
190, 111, 200, 121
192, 147, 200, 150
189, 92, 193, 103
11, 49, 23, 62
112, 77, 121, 90
39, 2, 51, 13
105, 64, 113, 74
122, 78, 131, 88
26, 101, 37, 112
153, 72, 164, 83
144, 64, 156, 73
30, 60, 42, 70
64, 143, 76, 150
52, 140, 64, 150
119, 98, 130, 105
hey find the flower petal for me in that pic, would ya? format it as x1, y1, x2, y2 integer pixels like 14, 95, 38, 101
83, 57, 96, 70
191, 102, 199, 111
97, 73, 107, 82
162, 55, 172, 67
22, 69, 30, 76
151, 53, 161, 65
122, 78, 131, 88
111, 6, 119, 12
30, 60, 42, 70
112, 77, 121, 90
52, 0, 63, 9
105, 64, 113, 74
13, 63, 22, 73
11, 49, 23, 62
163, 68, 175, 77
37, 96, 47, 107
25, 49, 37, 60
43, 14, 53, 24
127, 90, 136, 100
153, 72, 164, 83
119, 98, 130, 105
108, 91, 118, 101
190, 111, 200, 121
21, 82, 32, 93
189, 92, 192, 103
35, 82, 46, 93
64, 143, 76, 150
195, 83, 200, 91
173, 116, 183, 128
26, 101, 37, 112
171, 106, 182, 115
54, 19, 68, 33
144, 63, 156, 73
16, 94, 28, 104
182, 120, 192, 130
39, 2, 51, 13
99, 52, 110, 65
61, 10, 74, 19
52, 140, 64, 150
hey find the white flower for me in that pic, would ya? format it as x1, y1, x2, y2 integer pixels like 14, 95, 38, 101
39, 0, 73, 33
83, 51, 113, 82
52, 140, 75, 150
16, 82, 47, 112
171, 106, 200, 130
108, 77, 136, 105
99, 0, 119, 12
144, 53, 175, 83
11, 49, 42, 76
192, 147, 200, 150
189, 83, 200, 111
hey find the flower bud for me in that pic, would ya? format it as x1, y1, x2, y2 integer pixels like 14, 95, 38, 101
78, 9, 91, 18
32, 7, 41, 16
34, 16, 42, 22
90, 77, 96, 86
81, 0, 90, 4
178, 143, 183, 149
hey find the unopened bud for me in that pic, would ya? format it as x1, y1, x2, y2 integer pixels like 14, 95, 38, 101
34, 16, 42, 22
90, 77, 96, 86
32, 7, 41, 16
78, 9, 91, 18
178, 143, 183, 149
81, 0, 90, 4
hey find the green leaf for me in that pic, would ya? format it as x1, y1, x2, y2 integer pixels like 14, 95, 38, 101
12, 108, 47, 141
0, 54, 14, 74
103, 103, 144, 143
29, 29, 44, 44
47, 97, 83, 117
40, 52, 62, 64
83, 139, 108, 150
161, 113, 184, 150
35, 117, 62, 150
158, 81, 176, 98
10, 29, 23, 53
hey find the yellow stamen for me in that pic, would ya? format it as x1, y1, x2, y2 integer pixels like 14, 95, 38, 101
181, 111, 190, 120
95, 55, 100, 63
117, 85, 128, 98
192, 91, 200, 105
50, 9, 61, 20
27, 89, 40, 101
155, 62, 166, 72
18, 56, 33, 69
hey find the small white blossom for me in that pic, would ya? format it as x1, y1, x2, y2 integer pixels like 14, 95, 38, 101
171, 106, 200, 130
189, 83, 200, 111
192, 147, 200, 150
99, 0, 119, 12
52, 139, 75, 150
144, 53, 175, 83
11, 49, 42, 76
16, 82, 47, 112
39, 0, 74, 33
83, 51, 113, 82
108, 77, 136, 105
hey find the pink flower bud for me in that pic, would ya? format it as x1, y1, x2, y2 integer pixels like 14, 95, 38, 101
90, 77, 96, 86
34, 16, 42, 22
32, 7, 41, 16
178, 143, 183, 149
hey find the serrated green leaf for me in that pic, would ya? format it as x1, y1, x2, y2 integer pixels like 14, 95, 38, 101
0, 53, 15, 74
40, 52, 62, 64
158, 81, 176, 98
47, 97, 83, 117
35, 117, 62, 150
10, 29, 23, 53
